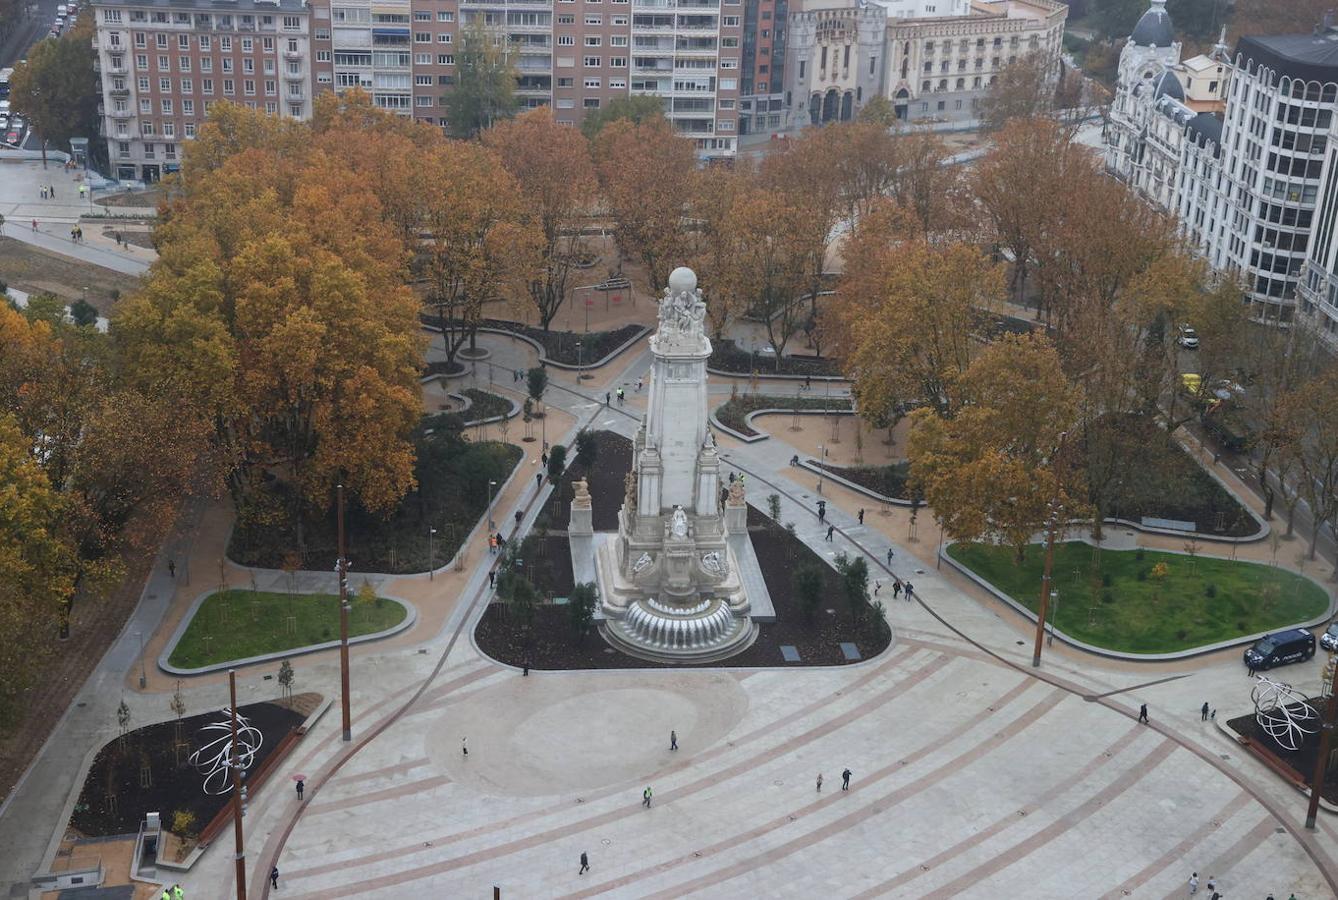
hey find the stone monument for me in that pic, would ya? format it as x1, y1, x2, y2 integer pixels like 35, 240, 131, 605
590, 267, 757, 660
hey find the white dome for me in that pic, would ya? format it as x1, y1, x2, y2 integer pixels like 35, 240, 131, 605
668, 266, 697, 295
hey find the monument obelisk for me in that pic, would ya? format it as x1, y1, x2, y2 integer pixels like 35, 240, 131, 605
590, 267, 756, 661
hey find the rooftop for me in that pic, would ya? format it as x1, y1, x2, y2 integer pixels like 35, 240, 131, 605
90, 0, 308, 11
1235, 31, 1338, 83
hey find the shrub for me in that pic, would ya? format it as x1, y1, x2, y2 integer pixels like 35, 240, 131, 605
547, 444, 567, 481
793, 564, 824, 621
1101, 573, 1112, 588
70, 298, 99, 327
568, 582, 597, 640
170, 809, 198, 838
1101, 590, 1114, 604
767, 493, 782, 522
1204, 583, 1217, 598
1136, 569, 1147, 582
575, 429, 598, 466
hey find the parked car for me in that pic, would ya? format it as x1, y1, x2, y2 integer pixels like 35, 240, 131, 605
1244, 628, 1316, 671
1320, 622, 1338, 652
1177, 325, 1200, 349
4, 130, 19, 145
56, 3, 68, 14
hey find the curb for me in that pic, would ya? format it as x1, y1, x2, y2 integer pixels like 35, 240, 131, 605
797, 459, 918, 507
421, 322, 649, 371
709, 405, 855, 443
706, 365, 846, 383
1214, 717, 1338, 816
157, 591, 419, 676
939, 542, 1338, 662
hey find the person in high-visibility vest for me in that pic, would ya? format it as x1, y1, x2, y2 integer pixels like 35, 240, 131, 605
173, 885, 184, 900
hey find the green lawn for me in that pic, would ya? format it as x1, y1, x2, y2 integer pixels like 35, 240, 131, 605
948, 542, 1330, 654
168, 589, 407, 669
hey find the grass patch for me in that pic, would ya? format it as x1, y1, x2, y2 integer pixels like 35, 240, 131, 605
948, 541, 1329, 654
167, 589, 406, 668
459, 388, 512, 423
708, 338, 840, 376
714, 393, 854, 437
0, 239, 140, 310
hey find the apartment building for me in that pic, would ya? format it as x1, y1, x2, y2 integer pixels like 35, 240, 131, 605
91, 0, 314, 181
1106, 0, 1338, 325
779, 0, 1065, 129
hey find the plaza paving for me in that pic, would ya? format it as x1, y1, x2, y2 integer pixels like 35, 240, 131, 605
3, 318, 1337, 899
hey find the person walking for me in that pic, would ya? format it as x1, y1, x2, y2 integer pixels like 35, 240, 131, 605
617, 388, 625, 405
1139, 703, 1149, 724
1201, 702, 1210, 722
605, 392, 611, 406
160, 887, 171, 900
295, 779, 304, 801
642, 786, 652, 808
841, 768, 851, 791
669, 730, 677, 751
816, 773, 823, 792
270, 866, 280, 890
541, 451, 549, 467
892, 582, 902, 599
817, 500, 826, 523
488, 534, 497, 555
1187, 872, 1198, 895
31, 219, 38, 231
636, 377, 643, 392
886, 547, 894, 565
168, 559, 176, 578
826, 525, 835, 542
536, 472, 543, 488
489, 569, 496, 588
858, 508, 865, 525
904, 581, 914, 600
1205, 876, 1216, 894
874, 581, 881, 597
461, 737, 469, 756
579, 851, 590, 875
172, 884, 184, 900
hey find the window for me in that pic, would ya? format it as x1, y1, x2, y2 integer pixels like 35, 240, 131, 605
415, 32, 430, 42
609, 78, 626, 89
438, 33, 452, 43
155, 33, 166, 48
416, 95, 433, 106
414, 11, 430, 21
558, 35, 574, 46
613, 15, 628, 25
185, 123, 196, 137
584, 77, 600, 88
136, 54, 148, 69
264, 37, 275, 51
222, 58, 233, 73
557, 77, 574, 87
585, 36, 601, 46
283, 16, 301, 31
416, 74, 432, 85
202, 78, 213, 94
141, 121, 155, 135
179, 56, 191, 71
158, 55, 169, 70
223, 79, 234, 94
415, 53, 431, 64
584, 55, 601, 67
181, 79, 193, 93
139, 98, 151, 113
163, 122, 175, 137
103, 9, 122, 23
438, 54, 454, 65
610, 56, 626, 67
183, 98, 194, 114
289, 103, 303, 116
199, 35, 211, 51
611, 35, 627, 47
245, 79, 256, 95
558, 14, 575, 23
317, 50, 332, 62
220, 36, 231, 51
159, 77, 171, 92
438, 11, 454, 21
244, 58, 255, 73
723, 15, 739, 25
242, 38, 252, 53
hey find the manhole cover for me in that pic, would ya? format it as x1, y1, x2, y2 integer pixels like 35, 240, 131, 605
773, 779, 784, 786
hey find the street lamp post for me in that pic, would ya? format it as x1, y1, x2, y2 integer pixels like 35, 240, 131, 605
135, 630, 146, 689
336, 484, 352, 741
428, 526, 437, 581
1306, 652, 1338, 829
228, 668, 247, 900
1032, 505, 1062, 668
487, 480, 498, 531
576, 341, 584, 381
817, 445, 827, 494
1047, 590, 1059, 646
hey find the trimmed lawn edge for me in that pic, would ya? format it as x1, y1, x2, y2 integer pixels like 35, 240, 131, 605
941, 540, 1336, 661
158, 590, 418, 676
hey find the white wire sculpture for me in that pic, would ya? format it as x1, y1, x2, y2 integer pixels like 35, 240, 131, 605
1251, 676, 1318, 752
188, 710, 263, 795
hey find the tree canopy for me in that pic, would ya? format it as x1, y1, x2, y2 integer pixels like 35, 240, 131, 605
9, 17, 100, 157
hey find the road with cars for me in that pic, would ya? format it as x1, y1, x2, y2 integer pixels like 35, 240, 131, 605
0, 0, 67, 70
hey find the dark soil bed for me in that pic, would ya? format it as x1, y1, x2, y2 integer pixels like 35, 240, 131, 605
714, 394, 854, 438
423, 315, 645, 366
423, 359, 466, 378
1226, 703, 1337, 805
459, 388, 513, 423
474, 433, 892, 668
709, 338, 841, 377
812, 461, 917, 501
71, 699, 306, 837
228, 416, 522, 574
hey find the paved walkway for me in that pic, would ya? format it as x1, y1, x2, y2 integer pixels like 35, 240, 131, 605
4, 312, 1338, 899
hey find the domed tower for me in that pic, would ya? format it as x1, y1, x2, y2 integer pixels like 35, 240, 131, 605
1117, 0, 1182, 95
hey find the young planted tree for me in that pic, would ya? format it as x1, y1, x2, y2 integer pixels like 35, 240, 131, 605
793, 564, 825, 622
568, 581, 598, 641
574, 429, 599, 467
547, 444, 568, 482
1280, 367, 1338, 569
833, 553, 871, 625
527, 366, 547, 412
581, 95, 666, 139
277, 659, 294, 703
483, 109, 597, 331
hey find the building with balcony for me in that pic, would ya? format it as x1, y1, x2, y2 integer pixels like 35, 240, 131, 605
91, 0, 315, 181
778, 0, 1065, 130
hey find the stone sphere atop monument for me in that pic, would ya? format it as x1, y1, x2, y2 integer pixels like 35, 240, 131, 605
668, 266, 697, 296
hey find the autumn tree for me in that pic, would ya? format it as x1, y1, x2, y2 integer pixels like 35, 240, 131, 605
1279, 366, 1338, 569
979, 52, 1060, 132
826, 122, 903, 225
484, 108, 597, 330
837, 221, 1004, 420
760, 127, 845, 320
0, 412, 76, 719
1229, 0, 1329, 40
581, 94, 665, 139
683, 165, 746, 340
593, 116, 696, 294
857, 95, 898, 128
9, 17, 100, 164
446, 22, 518, 138
908, 334, 1083, 560
887, 129, 966, 241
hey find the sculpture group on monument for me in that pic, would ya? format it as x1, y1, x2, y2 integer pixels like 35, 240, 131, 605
570, 267, 758, 661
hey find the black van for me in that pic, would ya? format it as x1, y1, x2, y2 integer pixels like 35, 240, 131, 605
1243, 628, 1315, 671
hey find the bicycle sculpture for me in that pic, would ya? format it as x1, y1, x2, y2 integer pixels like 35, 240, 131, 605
188, 710, 263, 795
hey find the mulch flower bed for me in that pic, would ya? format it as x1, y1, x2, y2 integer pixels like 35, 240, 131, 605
71, 699, 308, 838
708, 338, 841, 377
811, 460, 918, 502
422, 315, 645, 367
1226, 703, 1337, 805
422, 359, 466, 378
714, 394, 855, 438
474, 432, 892, 669
459, 388, 513, 423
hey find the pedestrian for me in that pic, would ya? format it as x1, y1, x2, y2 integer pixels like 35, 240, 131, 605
841, 768, 851, 790
536, 472, 543, 488
71, 226, 78, 241
892, 582, 902, 599
636, 377, 643, 392
496, 532, 505, 551
515, 509, 522, 528
160, 888, 170, 900
886, 548, 893, 565
541, 451, 549, 467
1210, 708, 1216, 720
50, 186, 56, 200
295, 779, 304, 801
462, 737, 468, 756
874, 581, 881, 597
1188, 872, 1198, 895
617, 387, 625, 405
1205, 876, 1216, 893
489, 569, 496, 588
270, 866, 279, 890
728, 472, 736, 484
817, 500, 826, 523
858, 508, 865, 525
488, 534, 497, 555
669, 729, 677, 751
804, 375, 812, 390
816, 773, 823, 792
904, 581, 914, 600
172, 884, 183, 900
579, 851, 589, 875
826, 524, 835, 541
642, 786, 652, 808
1201, 701, 1210, 721
605, 392, 611, 406
1139, 703, 1149, 724
168, 559, 176, 578
31, 219, 38, 231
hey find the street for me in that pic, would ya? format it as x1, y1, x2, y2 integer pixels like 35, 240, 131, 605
0, 0, 64, 70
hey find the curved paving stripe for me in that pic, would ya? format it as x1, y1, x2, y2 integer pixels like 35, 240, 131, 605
856, 720, 1149, 899
560, 680, 1048, 900
278, 653, 960, 897
327, 756, 432, 789
278, 645, 928, 883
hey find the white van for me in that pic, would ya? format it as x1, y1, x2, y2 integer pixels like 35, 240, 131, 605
56, 4, 68, 14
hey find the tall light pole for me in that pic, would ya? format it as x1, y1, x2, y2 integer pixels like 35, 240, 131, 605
817, 445, 826, 494
428, 526, 437, 581
1306, 652, 1338, 829
135, 630, 146, 689
228, 669, 247, 900
487, 479, 498, 531
576, 341, 584, 381
336, 484, 351, 742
